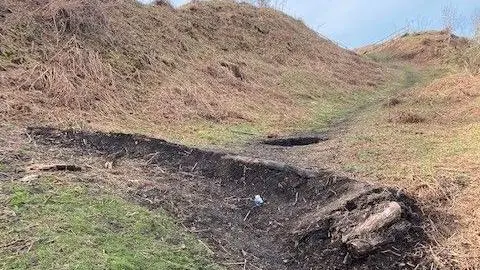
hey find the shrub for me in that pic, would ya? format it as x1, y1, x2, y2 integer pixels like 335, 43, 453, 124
153, 0, 173, 8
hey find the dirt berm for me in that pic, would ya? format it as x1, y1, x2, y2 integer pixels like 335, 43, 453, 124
28, 127, 426, 269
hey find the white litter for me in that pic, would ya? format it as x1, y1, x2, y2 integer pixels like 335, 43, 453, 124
254, 195, 264, 207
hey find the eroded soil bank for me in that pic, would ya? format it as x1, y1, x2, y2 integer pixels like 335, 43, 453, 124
25, 127, 427, 269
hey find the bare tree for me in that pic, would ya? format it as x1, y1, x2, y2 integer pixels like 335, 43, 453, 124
256, 0, 271, 8
153, 0, 173, 8
246, 0, 287, 11
472, 9, 480, 43
272, 0, 287, 11
442, 4, 459, 33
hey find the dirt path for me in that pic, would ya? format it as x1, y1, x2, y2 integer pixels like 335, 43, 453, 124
238, 66, 423, 181
238, 100, 369, 180
14, 126, 426, 270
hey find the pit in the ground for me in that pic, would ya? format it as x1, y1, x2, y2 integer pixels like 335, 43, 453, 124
262, 135, 327, 147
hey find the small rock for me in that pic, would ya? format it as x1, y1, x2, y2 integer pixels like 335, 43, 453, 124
20, 174, 39, 183
104, 161, 113, 169
0, 172, 9, 180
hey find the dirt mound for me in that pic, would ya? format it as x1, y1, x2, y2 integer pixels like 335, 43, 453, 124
0, 0, 384, 138
357, 30, 470, 65
29, 126, 427, 270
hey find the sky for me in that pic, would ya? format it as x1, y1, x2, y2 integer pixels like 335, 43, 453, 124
148, 0, 480, 48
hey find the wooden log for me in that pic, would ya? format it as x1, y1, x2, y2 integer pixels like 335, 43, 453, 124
221, 155, 317, 179
342, 201, 402, 255
27, 164, 82, 172
346, 237, 385, 256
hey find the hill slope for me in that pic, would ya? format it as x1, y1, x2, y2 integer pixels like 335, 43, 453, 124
0, 0, 384, 143
357, 30, 470, 65
353, 30, 480, 268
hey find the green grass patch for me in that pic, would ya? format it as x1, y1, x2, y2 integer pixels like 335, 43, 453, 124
302, 65, 428, 132
178, 121, 264, 147
0, 162, 7, 172
303, 91, 370, 131
0, 178, 219, 270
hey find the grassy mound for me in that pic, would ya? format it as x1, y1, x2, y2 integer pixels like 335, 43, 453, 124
357, 30, 471, 65
0, 0, 385, 144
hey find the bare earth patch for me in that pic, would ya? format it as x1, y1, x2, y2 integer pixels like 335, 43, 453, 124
13, 126, 427, 270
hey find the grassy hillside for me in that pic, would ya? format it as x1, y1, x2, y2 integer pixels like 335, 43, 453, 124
357, 30, 471, 65
0, 0, 385, 145
345, 31, 480, 269
3, 0, 480, 268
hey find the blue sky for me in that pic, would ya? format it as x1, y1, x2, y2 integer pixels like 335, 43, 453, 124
151, 0, 480, 48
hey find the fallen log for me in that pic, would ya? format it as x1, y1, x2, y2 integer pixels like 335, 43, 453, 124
342, 201, 402, 255
28, 164, 82, 172
221, 155, 317, 179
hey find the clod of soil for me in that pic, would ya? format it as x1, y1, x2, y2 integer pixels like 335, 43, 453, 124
28, 127, 427, 270
383, 97, 402, 107
389, 111, 426, 124
262, 135, 328, 147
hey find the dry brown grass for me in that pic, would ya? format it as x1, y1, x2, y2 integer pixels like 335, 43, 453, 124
333, 69, 480, 269
383, 97, 402, 107
418, 73, 480, 125
358, 30, 471, 66
0, 0, 385, 142
388, 110, 425, 124
420, 73, 480, 101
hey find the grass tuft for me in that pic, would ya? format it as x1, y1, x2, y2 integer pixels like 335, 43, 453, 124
389, 111, 425, 124
383, 97, 402, 107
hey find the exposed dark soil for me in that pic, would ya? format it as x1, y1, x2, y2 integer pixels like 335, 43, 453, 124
27, 127, 427, 270
262, 135, 328, 147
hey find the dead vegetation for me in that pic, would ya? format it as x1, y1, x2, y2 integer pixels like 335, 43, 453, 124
388, 111, 425, 124
346, 32, 480, 268
3, 1, 480, 269
418, 73, 480, 123
0, 0, 384, 140
357, 30, 471, 66
383, 97, 402, 107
